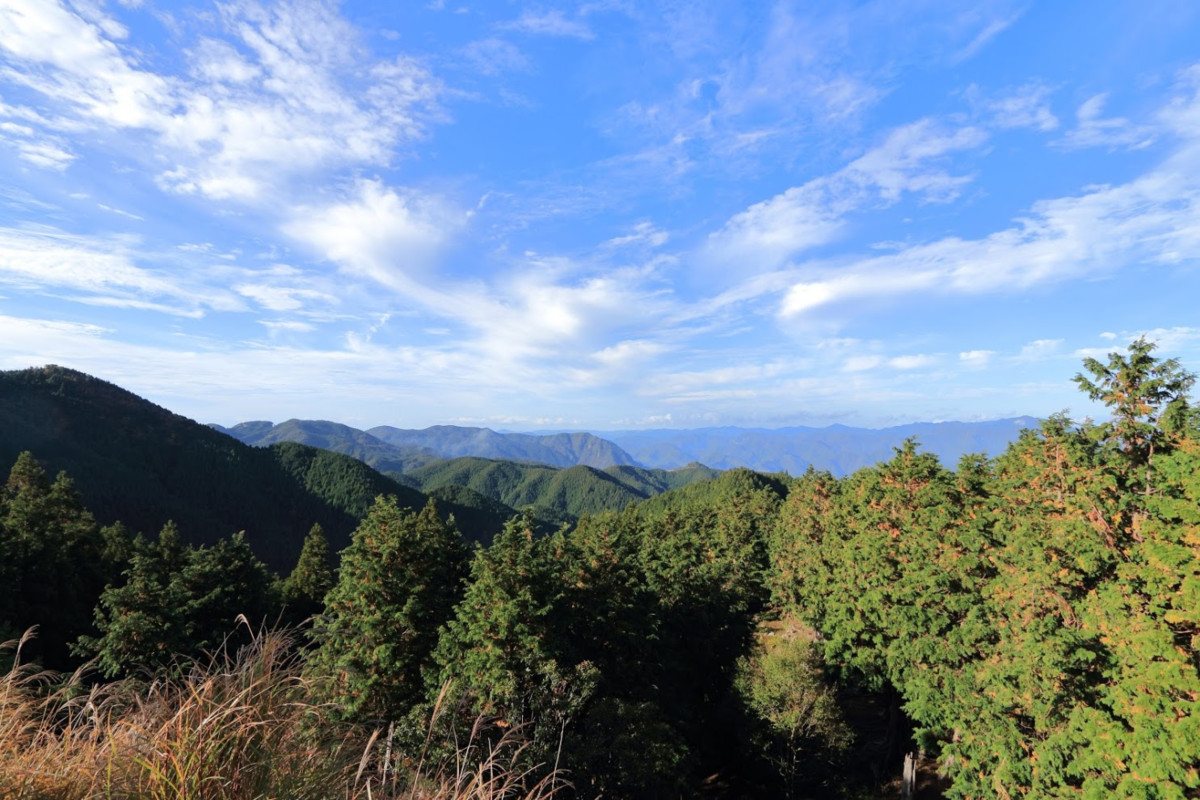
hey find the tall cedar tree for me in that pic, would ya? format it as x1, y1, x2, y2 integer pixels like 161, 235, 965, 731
281, 522, 335, 623
554, 509, 690, 797
309, 497, 468, 723
432, 514, 580, 730
0, 452, 116, 668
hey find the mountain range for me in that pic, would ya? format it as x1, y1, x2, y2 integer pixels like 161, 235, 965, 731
597, 419, 1040, 474
0, 366, 515, 569
212, 419, 719, 524
218, 417, 1039, 476
0, 364, 1043, 572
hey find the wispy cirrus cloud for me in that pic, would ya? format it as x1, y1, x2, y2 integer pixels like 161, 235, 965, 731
1055, 93, 1155, 151
0, 225, 240, 315
0, 0, 443, 200
501, 9, 594, 40
706, 117, 988, 272
772, 75, 1200, 320
598, 0, 1023, 189
283, 178, 678, 377
964, 82, 1059, 131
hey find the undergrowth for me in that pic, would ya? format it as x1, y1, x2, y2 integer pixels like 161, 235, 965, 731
0, 626, 564, 800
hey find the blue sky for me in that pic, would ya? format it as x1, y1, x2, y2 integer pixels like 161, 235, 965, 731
1, 0, 1199, 430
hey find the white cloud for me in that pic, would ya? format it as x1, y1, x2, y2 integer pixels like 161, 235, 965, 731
950, 11, 1021, 63
189, 38, 259, 85
97, 203, 143, 220
1056, 93, 1155, 151
846, 120, 987, 203
0, 311, 480, 425
1125, 326, 1200, 352
0, 105, 76, 170
966, 82, 1058, 131
591, 339, 668, 367
603, 221, 670, 249
0, 0, 443, 200
502, 9, 594, 40
642, 360, 793, 398
844, 355, 884, 372
259, 319, 316, 334
959, 349, 994, 366
285, 181, 677, 383
0, 0, 169, 127
1018, 339, 1062, 361
234, 282, 334, 312
459, 38, 529, 76
284, 179, 459, 290
707, 118, 987, 271
14, 138, 76, 169
705, 187, 846, 272
775, 76, 1200, 319
889, 354, 938, 370
0, 226, 238, 313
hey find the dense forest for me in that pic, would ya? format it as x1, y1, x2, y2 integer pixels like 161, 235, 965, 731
2, 339, 1198, 799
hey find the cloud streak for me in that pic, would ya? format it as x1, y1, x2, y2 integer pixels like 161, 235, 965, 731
774, 77, 1200, 319
0, 0, 442, 200
707, 118, 988, 272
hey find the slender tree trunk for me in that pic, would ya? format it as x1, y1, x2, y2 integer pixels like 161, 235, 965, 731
902, 751, 917, 800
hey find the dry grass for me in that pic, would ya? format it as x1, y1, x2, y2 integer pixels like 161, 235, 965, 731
0, 627, 565, 800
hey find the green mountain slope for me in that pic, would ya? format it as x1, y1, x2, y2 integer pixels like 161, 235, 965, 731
602, 462, 722, 495
0, 366, 508, 568
405, 457, 721, 521
635, 466, 789, 517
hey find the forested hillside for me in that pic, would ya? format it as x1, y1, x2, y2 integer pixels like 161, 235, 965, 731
403, 456, 720, 522
2, 340, 1198, 799
0, 366, 512, 568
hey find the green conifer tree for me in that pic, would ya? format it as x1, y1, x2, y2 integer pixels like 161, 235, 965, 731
432, 514, 566, 724
0, 452, 107, 667
81, 524, 276, 677
309, 497, 467, 723
81, 522, 191, 677
282, 523, 335, 622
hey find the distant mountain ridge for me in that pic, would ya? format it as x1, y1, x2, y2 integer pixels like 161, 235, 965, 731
215, 420, 641, 471
217, 418, 1039, 477
368, 425, 640, 469
597, 418, 1040, 475
212, 419, 439, 473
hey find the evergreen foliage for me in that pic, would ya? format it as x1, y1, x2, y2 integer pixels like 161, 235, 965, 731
736, 626, 852, 798
0, 452, 115, 668
0, 366, 503, 570
80, 523, 277, 677
405, 456, 721, 524
773, 338, 1200, 798
4, 342, 1200, 796
309, 497, 469, 723
432, 514, 581, 733
281, 523, 335, 622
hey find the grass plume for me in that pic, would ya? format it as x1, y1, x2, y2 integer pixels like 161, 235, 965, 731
0, 627, 565, 800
